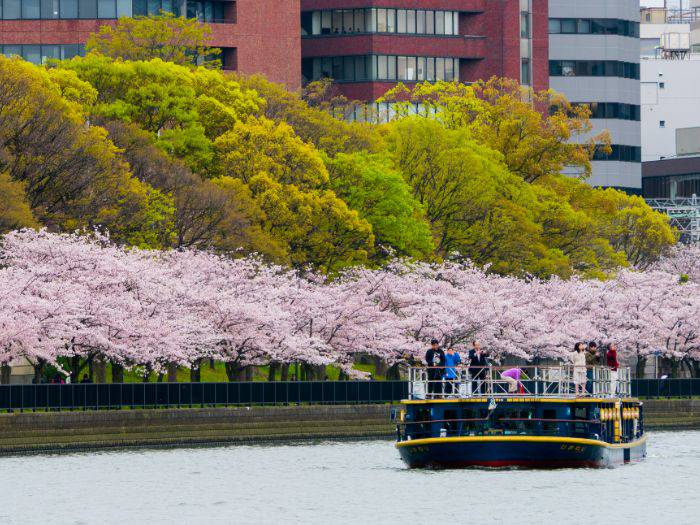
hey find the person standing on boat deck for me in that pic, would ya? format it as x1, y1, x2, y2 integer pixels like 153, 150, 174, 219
444, 347, 462, 396
425, 339, 446, 398
573, 343, 587, 396
468, 341, 488, 395
607, 343, 620, 395
585, 342, 599, 394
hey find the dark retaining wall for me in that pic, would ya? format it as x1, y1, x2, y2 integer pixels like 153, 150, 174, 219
0, 400, 697, 455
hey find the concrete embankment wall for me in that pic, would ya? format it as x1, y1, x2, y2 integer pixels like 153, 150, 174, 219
0, 399, 698, 455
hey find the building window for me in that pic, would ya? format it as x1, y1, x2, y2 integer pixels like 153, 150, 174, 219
549, 60, 640, 80
1, 43, 85, 64
521, 59, 531, 85
548, 18, 639, 37
574, 102, 640, 121
22, 0, 41, 19
302, 55, 459, 83
592, 145, 642, 163
302, 8, 460, 37
660, 120, 666, 128
659, 82, 665, 89
521, 12, 530, 38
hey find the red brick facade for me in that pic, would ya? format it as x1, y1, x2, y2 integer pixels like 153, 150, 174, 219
0, 0, 301, 90
301, 0, 548, 100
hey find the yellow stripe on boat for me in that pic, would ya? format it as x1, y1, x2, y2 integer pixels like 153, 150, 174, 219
395, 434, 647, 449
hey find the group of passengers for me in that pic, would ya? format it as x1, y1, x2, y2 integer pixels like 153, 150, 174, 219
424, 339, 620, 398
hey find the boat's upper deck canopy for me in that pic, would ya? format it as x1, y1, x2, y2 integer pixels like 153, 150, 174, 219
409, 365, 631, 400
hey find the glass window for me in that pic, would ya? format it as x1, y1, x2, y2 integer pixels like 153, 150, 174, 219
578, 19, 591, 33
436, 57, 445, 80
3, 0, 21, 19
548, 19, 561, 33
41, 0, 60, 18
23, 45, 42, 64
354, 55, 366, 80
426, 11, 434, 34
397, 56, 406, 79
321, 57, 332, 78
453, 11, 459, 35
310, 58, 321, 80
406, 56, 416, 80
116, 0, 131, 16
416, 10, 425, 33
309, 11, 320, 35
427, 57, 435, 80
368, 55, 376, 80
436, 11, 444, 34
63, 44, 84, 59
407, 10, 415, 33
453, 58, 459, 81
445, 57, 454, 81
162, 0, 173, 14
378, 55, 388, 79
561, 19, 576, 33
321, 11, 331, 34
343, 56, 354, 81
79, 0, 97, 18
520, 12, 530, 38
387, 55, 396, 79
132, 0, 147, 16
23, 0, 41, 18
366, 8, 376, 32
416, 56, 425, 80
354, 9, 364, 33
444, 12, 453, 35
98, 0, 116, 18
3, 45, 22, 56
521, 59, 531, 85
386, 9, 395, 32
205, 1, 214, 22
41, 45, 61, 62
332, 56, 342, 79
60, 0, 78, 17
562, 61, 575, 76
343, 9, 353, 32
147, 0, 160, 16
376, 8, 387, 32
397, 10, 406, 33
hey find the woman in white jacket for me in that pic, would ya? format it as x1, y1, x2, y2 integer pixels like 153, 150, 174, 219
572, 342, 587, 397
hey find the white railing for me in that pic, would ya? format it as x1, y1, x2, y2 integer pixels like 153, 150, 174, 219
409, 366, 631, 400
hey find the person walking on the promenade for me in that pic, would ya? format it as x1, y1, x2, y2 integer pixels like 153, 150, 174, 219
425, 339, 445, 398
468, 341, 488, 395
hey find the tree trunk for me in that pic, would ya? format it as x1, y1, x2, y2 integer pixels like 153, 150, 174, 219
244, 366, 253, 381
93, 359, 107, 384
156, 372, 165, 383
338, 369, 349, 381
88, 360, 94, 382
69, 355, 81, 382
280, 363, 289, 382
635, 356, 647, 379
671, 359, 680, 378
386, 363, 402, 381
209, 358, 216, 370
301, 363, 310, 381
111, 363, 124, 384
372, 356, 388, 378
33, 359, 46, 384
167, 363, 178, 383
0, 364, 11, 385
190, 359, 202, 382
268, 363, 278, 382
225, 362, 246, 381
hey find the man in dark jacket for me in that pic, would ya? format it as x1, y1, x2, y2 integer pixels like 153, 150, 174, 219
425, 339, 445, 398
468, 341, 488, 395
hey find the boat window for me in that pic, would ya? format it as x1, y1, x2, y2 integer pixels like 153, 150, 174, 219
542, 409, 557, 434
573, 406, 588, 436
444, 409, 459, 436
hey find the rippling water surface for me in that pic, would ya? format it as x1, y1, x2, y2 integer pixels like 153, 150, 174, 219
1, 431, 698, 524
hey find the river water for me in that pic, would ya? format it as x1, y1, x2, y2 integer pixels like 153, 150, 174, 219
1, 431, 698, 525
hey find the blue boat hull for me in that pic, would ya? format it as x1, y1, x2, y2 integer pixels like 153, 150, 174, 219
397, 436, 647, 469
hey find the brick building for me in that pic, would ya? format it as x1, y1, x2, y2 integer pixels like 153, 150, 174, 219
300, 0, 549, 103
0, 0, 301, 89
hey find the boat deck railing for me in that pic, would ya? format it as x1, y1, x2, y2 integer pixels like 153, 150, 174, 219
409, 365, 631, 400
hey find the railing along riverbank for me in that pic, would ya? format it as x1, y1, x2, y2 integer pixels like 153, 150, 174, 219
0, 378, 699, 411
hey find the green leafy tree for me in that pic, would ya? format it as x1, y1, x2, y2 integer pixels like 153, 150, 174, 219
86, 13, 221, 67
0, 172, 39, 233
325, 152, 434, 259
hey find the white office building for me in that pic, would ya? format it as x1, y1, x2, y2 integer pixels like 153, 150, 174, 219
549, 0, 641, 192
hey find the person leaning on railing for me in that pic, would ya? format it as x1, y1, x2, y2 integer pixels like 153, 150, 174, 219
425, 339, 445, 398
444, 347, 462, 395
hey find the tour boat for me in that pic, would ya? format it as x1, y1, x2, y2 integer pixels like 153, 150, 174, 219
395, 365, 646, 469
